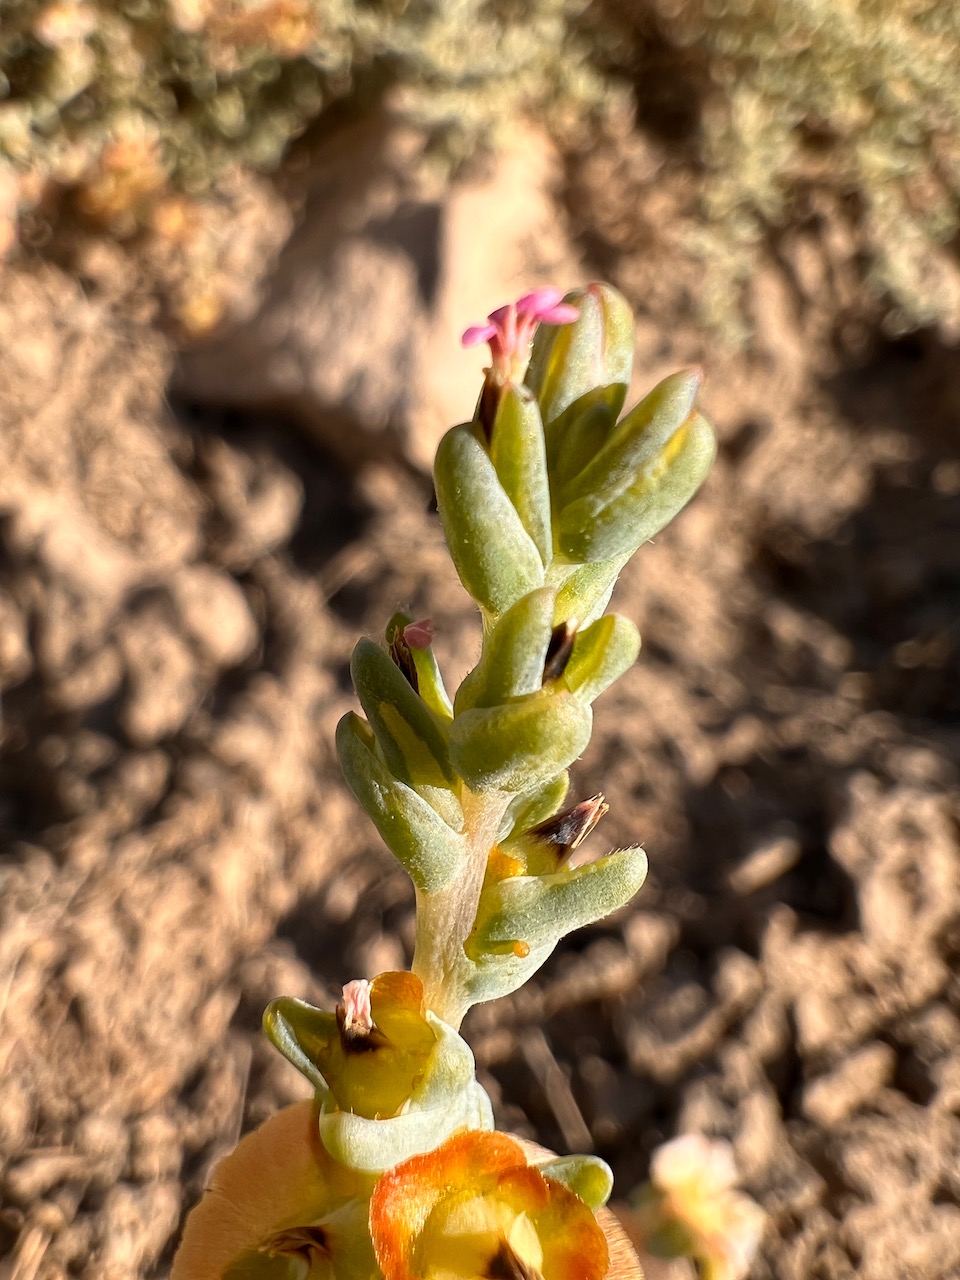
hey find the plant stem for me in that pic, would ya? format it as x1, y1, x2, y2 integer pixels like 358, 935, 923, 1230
413, 787, 510, 1028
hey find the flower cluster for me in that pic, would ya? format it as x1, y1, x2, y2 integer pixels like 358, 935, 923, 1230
174, 285, 721, 1280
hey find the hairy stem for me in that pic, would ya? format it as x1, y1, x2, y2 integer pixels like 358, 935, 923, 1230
413, 787, 511, 1027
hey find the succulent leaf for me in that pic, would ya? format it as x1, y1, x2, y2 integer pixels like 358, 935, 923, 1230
549, 390, 621, 493
526, 283, 634, 461
434, 423, 545, 618
498, 772, 571, 842
454, 587, 556, 714
558, 368, 701, 504
562, 614, 641, 705
536, 1154, 615, 1211
337, 714, 465, 893
557, 409, 717, 563
471, 846, 648, 959
550, 554, 630, 626
488, 384, 552, 565
351, 638, 454, 789
263, 997, 336, 1095
448, 690, 592, 793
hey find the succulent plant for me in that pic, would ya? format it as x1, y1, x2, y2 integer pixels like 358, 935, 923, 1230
173, 282, 715, 1280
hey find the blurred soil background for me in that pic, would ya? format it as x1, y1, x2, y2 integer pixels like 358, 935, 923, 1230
1, 3, 959, 1278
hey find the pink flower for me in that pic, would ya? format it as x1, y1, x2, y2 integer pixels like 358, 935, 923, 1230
462, 287, 579, 384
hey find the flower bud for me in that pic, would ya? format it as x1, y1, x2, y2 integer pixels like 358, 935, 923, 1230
386, 613, 452, 720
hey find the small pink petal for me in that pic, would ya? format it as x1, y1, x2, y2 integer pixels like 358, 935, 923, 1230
516, 286, 567, 316
487, 302, 514, 327
538, 301, 580, 324
461, 323, 497, 347
403, 619, 434, 649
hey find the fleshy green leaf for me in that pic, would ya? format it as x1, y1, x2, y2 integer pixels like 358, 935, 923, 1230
456, 845, 647, 1005
449, 691, 592, 793
562, 614, 641, 705
455, 587, 556, 714
262, 997, 336, 1094
549, 555, 630, 627
471, 846, 648, 957
336, 714, 465, 893
526, 283, 634, 468
557, 369, 703, 509
488, 384, 552, 565
549, 392, 621, 493
498, 772, 570, 842
435, 423, 545, 618
350, 637, 454, 790
537, 1155, 614, 1210
556, 410, 716, 564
